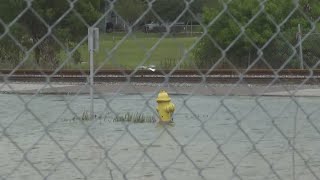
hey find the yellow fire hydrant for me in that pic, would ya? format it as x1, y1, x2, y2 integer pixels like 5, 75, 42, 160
156, 90, 175, 123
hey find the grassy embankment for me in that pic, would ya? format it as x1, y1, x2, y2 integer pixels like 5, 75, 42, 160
68, 32, 200, 70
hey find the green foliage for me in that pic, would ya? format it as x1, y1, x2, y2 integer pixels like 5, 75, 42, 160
72, 50, 82, 64
303, 34, 320, 67
0, 37, 22, 68
0, 0, 26, 24
107, 0, 215, 27
114, 0, 146, 25
152, 0, 185, 22
149, 0, 214, 23
159, 57, 195, 69
0, 0, 102, 68
194, 0, 320, 69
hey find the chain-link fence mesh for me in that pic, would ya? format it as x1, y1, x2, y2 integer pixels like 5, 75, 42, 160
1, 0, 320, 179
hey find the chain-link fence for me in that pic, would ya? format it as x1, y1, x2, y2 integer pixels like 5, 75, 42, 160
1, 0, 320, 180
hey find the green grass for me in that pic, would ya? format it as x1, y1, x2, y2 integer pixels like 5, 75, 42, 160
113, 112, 155, 123
65, 111, 155, 123
68, 32, 199, 69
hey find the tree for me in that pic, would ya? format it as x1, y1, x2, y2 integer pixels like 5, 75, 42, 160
114, 0, 146, 26
151, 0, 185, 22
110, 0, 213, 31
151, 0, 213, 23
194, 0, 320, 69
0, 0, 102, 68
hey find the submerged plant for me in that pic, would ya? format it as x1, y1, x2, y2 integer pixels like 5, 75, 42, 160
66, 111, 155, 123
81, 111, 90, 121
67, 110, 109, 121
113, 112, 155, 123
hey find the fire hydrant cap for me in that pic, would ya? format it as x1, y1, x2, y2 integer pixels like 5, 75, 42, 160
165, 103, 175, 113
157, 90, 171, 102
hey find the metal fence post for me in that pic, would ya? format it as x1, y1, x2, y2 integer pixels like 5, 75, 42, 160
298, 24, 304, 69
88, 28, 99, 120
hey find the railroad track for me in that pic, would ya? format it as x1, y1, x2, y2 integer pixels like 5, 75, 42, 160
1, 69, 320, 84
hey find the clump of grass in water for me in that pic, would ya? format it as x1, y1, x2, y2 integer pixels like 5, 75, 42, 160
113, 112, 155, 123
70, 111, 91, 121
67, 110, 109, 121
67, 111, 155, 123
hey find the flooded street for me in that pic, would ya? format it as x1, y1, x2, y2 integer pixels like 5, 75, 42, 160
1, 94, 320, 180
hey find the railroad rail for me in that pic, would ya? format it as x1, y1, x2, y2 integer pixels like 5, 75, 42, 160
1, 69, 320, 84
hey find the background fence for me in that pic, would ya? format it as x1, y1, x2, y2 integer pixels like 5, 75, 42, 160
1, 0, 320, 180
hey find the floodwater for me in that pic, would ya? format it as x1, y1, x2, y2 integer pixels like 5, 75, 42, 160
1, 94, 320, 180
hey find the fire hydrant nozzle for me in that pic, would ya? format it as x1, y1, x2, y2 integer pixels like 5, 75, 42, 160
156, 90, 175, 122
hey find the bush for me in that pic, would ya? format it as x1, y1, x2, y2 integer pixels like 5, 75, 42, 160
72, 50, 82, 64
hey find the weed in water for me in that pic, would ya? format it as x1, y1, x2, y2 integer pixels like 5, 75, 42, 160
65, 111, 155, 123
113, 112, 155, 123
